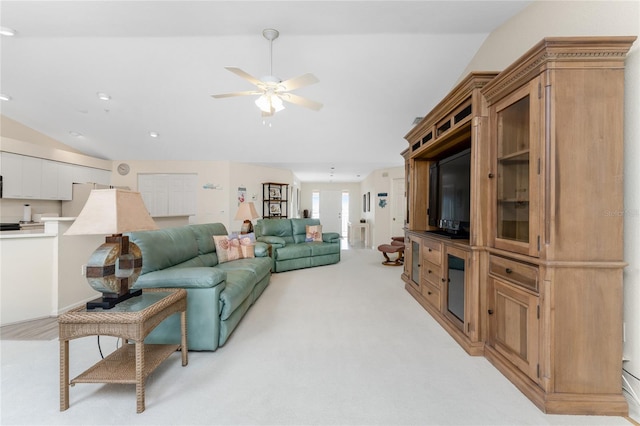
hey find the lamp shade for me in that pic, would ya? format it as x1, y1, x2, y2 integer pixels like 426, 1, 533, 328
234, 202, 259, 222
65, 189, 158, 236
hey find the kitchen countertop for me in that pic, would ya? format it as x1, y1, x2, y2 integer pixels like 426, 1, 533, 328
0, 217, 75, 239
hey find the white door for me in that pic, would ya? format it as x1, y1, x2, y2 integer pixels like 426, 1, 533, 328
391, 178, 406, 237
319, 190, 343, 235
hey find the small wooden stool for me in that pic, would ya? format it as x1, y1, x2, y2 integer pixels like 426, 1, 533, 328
377, 243, 405, 266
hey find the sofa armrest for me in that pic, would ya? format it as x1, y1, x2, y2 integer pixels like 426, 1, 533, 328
257, 236, 286, 247
254, 241, 270, 257
323, 232, 341, 243
133, 267, 227, 290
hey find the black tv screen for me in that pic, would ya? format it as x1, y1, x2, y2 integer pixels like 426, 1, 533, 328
429, 148, 471, 236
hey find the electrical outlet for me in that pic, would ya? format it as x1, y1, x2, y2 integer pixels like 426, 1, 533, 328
81, 264, 86, 276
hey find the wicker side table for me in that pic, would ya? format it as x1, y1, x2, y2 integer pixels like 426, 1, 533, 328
59, 288, 188, 413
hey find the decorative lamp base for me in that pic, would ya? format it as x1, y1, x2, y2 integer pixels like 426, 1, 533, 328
86, 289, 143, 310
240, 220, 254, 234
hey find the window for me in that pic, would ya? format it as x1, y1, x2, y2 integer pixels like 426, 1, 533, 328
341, 191, 349, 237
311, 191, 320, 219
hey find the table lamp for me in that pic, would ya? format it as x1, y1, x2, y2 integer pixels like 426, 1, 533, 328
65, 189, 158, 309
234, 201, 259, 234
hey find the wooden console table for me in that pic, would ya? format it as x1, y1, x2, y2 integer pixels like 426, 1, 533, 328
59, 288, 188, 413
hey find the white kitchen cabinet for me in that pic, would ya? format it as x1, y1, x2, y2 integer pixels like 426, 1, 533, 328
0, 152, 23, 198
57, 163, 74, 200
41, 159, 60, 199
138, 173, 197, 217
0, 152, 110, 200
0, 152, 42, 199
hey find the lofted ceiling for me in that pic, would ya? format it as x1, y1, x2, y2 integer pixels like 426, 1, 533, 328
0, 1, 531, 182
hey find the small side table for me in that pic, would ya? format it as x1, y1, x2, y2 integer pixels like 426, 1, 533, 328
348, 222, 369, 247
59, 288, 188, 413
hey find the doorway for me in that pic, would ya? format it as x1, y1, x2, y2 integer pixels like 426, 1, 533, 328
319, 190, 343, 235
391, 178, 406, 237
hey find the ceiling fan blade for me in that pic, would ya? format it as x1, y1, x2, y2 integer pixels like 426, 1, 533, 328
278, 73, 319, 91
211, 90, 261, 99
225, 67, 263, 87
280, 93, 323, 111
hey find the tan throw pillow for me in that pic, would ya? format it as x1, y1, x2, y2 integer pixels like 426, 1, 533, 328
213, 234, 255, 263
305, 225, 323, 242
238, 235, 255, 258
213, 235, 231, 263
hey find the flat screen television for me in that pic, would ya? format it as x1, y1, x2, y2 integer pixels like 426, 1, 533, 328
428, 148, 471, 238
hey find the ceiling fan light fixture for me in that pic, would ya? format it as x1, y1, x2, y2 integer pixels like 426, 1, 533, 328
255, 95, 272, 113
211, 28, 321, 114
255, 93, 285, 114
271, 95, 285, 112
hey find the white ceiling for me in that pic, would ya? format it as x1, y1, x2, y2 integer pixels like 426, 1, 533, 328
0, 1, 531, 182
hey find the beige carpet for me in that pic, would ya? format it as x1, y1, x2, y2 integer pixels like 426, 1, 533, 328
0, 248, 635, 425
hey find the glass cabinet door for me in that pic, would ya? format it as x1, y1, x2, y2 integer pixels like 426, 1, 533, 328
497, 96, 530, 243
492, 79, 540, 257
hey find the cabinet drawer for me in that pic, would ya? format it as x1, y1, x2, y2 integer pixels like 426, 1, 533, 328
423, 239, 442, 265
489, 255, 538, 293
422, 261, 442, 287
421, 282, 441, 311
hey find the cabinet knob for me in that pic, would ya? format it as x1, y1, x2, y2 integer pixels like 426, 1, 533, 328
428, 248, 432, 252
428, 270, 432, 274
505, 268, 513, 274
488, 309, 494, 315
488, 173, 495, 178
427, 291, 432, 295
441, 278, 446, 282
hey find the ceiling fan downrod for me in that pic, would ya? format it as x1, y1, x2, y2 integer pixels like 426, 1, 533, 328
262, 28, 279, 77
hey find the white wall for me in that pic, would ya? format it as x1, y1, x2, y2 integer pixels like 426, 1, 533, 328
464, 0, 640, 405
300, 181, 361, 226
109, 160, 294, 232
361, 166, 405, 248
300, 168, 404, 249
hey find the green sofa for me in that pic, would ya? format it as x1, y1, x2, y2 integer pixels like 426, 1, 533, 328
127, 223, 272, 351
255, 218, 341, 273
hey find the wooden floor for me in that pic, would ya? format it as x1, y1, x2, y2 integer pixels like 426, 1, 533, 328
0, 317, 58, 341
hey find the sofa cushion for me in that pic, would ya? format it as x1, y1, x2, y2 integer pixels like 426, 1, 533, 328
259, 219, 295, 244
219, 269, 258, 320
190, 223, 228, 255
275, 244, 312, 261
308, 242, 340, 256
292, 218, 321, 243
216, 256, 272, 281
128, 226, 199, 274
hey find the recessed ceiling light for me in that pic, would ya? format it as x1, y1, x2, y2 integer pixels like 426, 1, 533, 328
0, 94, 12, 101
0, 27, 17, 37
149, 131, 159, 138
97, 92, 111, 101
69, 131, 83, 138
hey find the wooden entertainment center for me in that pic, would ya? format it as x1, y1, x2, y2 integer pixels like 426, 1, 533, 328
401, 37, 636, 416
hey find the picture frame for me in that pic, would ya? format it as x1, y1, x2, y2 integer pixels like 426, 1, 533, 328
367, 192, 371, 212
269, 203, 281, 215
269, 187, 281, 199
363, 194, 367, 213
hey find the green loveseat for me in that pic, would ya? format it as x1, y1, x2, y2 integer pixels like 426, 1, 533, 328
255, 218, 341, 273
127, 223, 272, 351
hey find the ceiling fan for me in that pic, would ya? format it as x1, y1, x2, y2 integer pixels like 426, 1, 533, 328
211, 28, 322, 117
